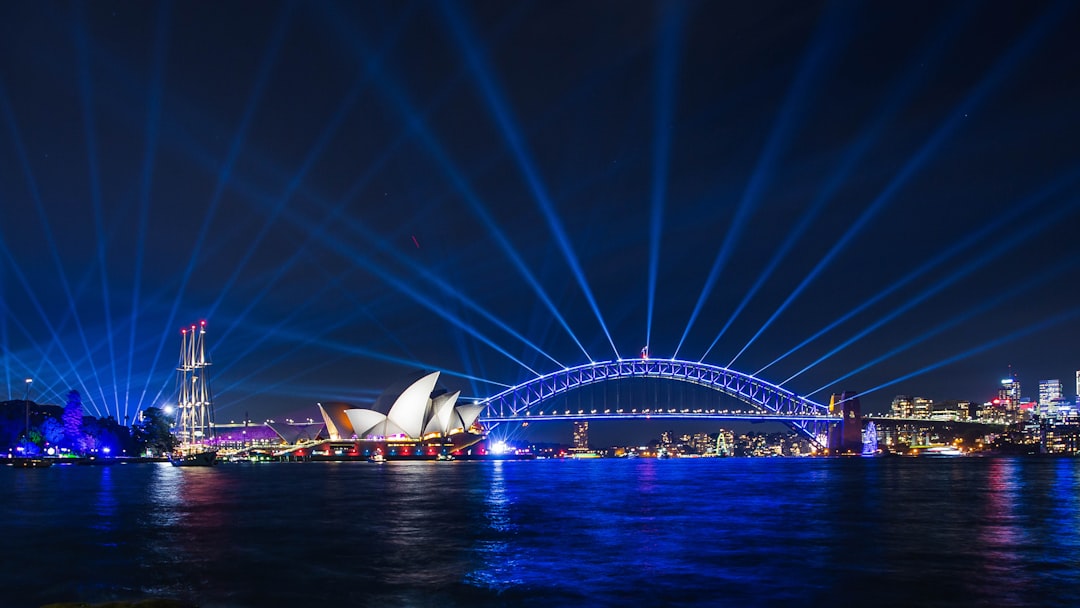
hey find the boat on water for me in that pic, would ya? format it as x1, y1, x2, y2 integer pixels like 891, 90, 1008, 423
169, 449, 218, 466
368, 452, 386, 463
11, 457, 53, 468
169, 320, 218, 467
916, 445, 965, 457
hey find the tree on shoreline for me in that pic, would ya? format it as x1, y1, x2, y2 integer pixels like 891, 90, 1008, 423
133, 407, 176, 456
63, 390, 83, 451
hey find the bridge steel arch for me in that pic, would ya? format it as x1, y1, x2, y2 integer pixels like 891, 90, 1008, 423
476, 359, 837, 447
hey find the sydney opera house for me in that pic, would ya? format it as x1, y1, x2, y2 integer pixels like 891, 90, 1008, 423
218, 371, 488, 460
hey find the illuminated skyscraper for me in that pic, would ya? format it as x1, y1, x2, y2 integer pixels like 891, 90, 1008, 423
999, 372, 1021, 422
1039, 380, 1063, 407
573, 421, 589, 449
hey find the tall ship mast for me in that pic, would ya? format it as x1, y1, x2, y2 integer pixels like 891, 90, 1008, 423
170, 320, 218, 466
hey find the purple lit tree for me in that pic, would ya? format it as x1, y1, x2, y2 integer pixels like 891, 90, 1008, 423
41, 417, 64, 448
63, 390, 83, 452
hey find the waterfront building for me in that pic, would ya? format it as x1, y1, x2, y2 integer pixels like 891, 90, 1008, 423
573, 421, 589, 449
340, 371, 482, 440
231, 370, 490, 460
1039, 379, 1063, 407
913, 397, 933, 419
955, 401, 974, 421
891, 396, 914, 418
690, 433, 713, 454
977, 400, 1005, 423
659, 430, 674, 446
999, 373, 1022, 423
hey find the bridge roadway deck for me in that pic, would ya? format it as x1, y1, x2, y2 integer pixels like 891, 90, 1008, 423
480, 411, 842, 423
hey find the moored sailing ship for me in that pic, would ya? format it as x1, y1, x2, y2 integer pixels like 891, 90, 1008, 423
168, 320, 218, 466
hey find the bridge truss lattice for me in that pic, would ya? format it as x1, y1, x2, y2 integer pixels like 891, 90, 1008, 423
476, 359, 837, 448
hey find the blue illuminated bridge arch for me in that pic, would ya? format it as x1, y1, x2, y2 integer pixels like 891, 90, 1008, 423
475, 358, 840, 448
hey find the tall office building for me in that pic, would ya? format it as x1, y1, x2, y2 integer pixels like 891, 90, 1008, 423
999, 372, 1022, 421
1039, 380, 1063, 407
1076, 371, 1080, 404
999, 374, 1021, 405
572, 421, 589, 449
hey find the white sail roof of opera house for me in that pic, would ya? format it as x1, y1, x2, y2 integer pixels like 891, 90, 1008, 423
331, 371, 484, 440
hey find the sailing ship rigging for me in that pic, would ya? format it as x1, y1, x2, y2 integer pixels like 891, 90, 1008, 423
169, 320, 218, 466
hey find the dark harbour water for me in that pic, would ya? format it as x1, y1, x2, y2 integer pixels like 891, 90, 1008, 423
3, 457, 1080, 608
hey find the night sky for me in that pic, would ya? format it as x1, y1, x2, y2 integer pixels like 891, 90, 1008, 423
2, 1, 1079, 441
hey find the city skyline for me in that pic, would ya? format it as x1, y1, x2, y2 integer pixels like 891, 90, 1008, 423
1, 1, 1079, 428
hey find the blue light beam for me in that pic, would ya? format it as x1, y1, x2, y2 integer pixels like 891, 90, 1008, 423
439, 0, 621, 359
126, 0, 171, 422
316, 4, 589, 364
646, 2, 687, 354
808, 250, 1080, 397
675, 3, 848, 359
780, 192, 1080, 386
0, 78, 112, 417
138, 3, 294, 414
758, 167, 1080, 377
854, 306, 1080, 401
719, 3, 972, 367
74, 7, 122, 421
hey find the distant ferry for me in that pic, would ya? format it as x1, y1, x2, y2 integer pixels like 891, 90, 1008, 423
916, 445, 964, 457
565, 449, 601, 459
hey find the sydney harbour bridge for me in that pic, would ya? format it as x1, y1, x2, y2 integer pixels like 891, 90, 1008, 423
471, 357, 860, 452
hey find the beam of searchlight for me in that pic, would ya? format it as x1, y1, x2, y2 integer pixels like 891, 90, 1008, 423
126, 0, 171, 421
0, 298, 90, 411
809, 250, 1080, 397
204, 64, 371, 323
856, 305, 1080, 401
268, 195, 545, 377
781, 190, 1080, 386
225, 326, 511, 403
140, 4, 294, 414
204, 5, 419, 330
759, 167, 1080, 377
74, 9, 123, 421
757, 3, 1073, 376
149, 76, 565, 377
317, 6, 589, 364
676, 4, 847, 360
646, 2, 687, 353
0, 80, 112, 416
0, 239, 106, 417
439, 0, 620, 359
723, 4, 970, 368
0, 277, 7, 400
204, 153, 564, 373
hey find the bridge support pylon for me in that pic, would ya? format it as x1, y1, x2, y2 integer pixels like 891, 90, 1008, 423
828, 391, 862, 455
